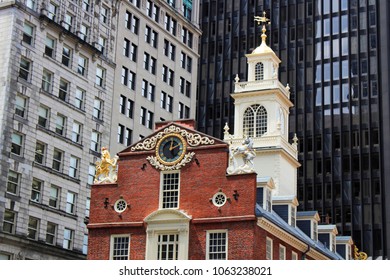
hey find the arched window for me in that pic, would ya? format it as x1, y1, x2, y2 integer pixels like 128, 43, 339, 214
243, 104, 267, 137
255, 62, 264, 80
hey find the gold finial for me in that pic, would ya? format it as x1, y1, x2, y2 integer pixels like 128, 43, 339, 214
254, 11, 270, 43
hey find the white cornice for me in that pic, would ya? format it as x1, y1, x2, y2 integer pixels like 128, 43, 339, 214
257, 217, 330, 260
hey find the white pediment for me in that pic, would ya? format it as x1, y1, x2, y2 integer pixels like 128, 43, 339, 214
144, 209, 192, 224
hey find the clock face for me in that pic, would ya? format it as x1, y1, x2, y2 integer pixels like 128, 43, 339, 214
156, 134, 186, 165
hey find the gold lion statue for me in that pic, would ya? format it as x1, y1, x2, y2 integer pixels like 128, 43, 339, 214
94, 147, 119, 184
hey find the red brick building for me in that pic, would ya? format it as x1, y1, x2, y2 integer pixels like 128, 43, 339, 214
87, 19, 353, 260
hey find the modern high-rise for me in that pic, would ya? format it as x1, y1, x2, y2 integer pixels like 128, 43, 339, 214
110, 0, 201, 154
197, 0, 389, 259
0, 0, 118, 259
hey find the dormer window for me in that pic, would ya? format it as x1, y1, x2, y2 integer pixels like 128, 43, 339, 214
265, 188, 272, 211
255, 62, 264, 80
243, 104, 267, 137
312, 221, 318, 241
290, 206, 296, 227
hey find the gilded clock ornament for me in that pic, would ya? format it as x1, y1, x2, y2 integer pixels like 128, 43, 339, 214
156, 134, 187, 166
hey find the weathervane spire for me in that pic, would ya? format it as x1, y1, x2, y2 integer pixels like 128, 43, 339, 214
254, 11, 270, 44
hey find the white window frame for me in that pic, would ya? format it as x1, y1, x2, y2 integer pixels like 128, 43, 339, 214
15, 95, 27, 118
46, 222, 57, 245
62, 45, 72, 67
206, 230, 228, 260
42, 69, 53, 93
69, 156, 80, 179
292, 251, 298, 260
88, 164, 95, 185
63, 228, 74, 250
45, 36, 55, 58
7, 170, 20, 194
59, 79, 69, 101
83, 234, 89, 255
11, 133, 23, 156
52, 148, 63, 171
27, 216, 40, 240
71, 98, 84, 119
159, 171, 180, 209
266, 237, 273, 260
95, 66, 105, 87
3, 210, 16, 234
90, 130, 101, 152
157, 233, 179, 260
72, 121, 82, 143
66, 191, 77, 214
110, 234, 130, 260
49, 185, 60, 208
55, 114, 66, 136
93, 98, 103, 120
38, 105, 49, 128
47, 2, 57, 20
279, 245, 286, 260
31, 178, 42, 202
23, 22, 34, 45
290, 205, 296, 227
19, 57, 31, 81
35, 141, 46, 164
77, 55, 87, 76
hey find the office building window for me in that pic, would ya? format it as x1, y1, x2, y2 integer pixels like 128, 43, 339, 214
69, 156, 80, 179
182, 27, 193, 48
19, 57, 31, 81
96, 66, 105, 87
207, 231, 227, 260
147, 0, 160, 22
97, 36, 106, 53
125, 128, 132, 146
66, 191, 77, 214
164, 14, 177, 35
7, 170, 20, 194
38, 105, 49, 127
79, 24, 88, 41
3, 210, 16, 234
23, 22, 34, 45
63, 13, 73, 31
77, 55, 88, 76
11, 133, 23, 156
82, 0, 90, 12
88, 164, 95, 185
125, 11, 139, 34
90, 130, 101, 152
63, 228, 74, 250
62, 45, 71, 67
160, 172, 180, 209
49, 185, 60, 208
34, 141, 46, 164
52, 148, 63, 171
93, 98, 103, 120
47, 2, 57, 20
45, 36, 55, 58
183, 0, 192, 20
15, 95, 27, 118
118, 124, 125, 144
147, 111, 154, 129
31, 179, 42, 202
75, 88, 85, 110
55, 114, 66, 136
140, 107, 146, 125
72, 122, 82, 143
83, 234, 89, 255
27, 217, 39, 240
100, 5, 109, 24
110, 235, 130, 260
59, 79, 69, 101
41, 69, 53, 93
46, 222, 57, 245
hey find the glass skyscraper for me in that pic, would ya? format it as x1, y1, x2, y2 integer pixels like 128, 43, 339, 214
197, 0, 389, 258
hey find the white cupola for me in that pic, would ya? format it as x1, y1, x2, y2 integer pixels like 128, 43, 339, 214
224, 12, 300, 197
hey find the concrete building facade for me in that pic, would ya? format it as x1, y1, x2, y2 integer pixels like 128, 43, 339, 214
0, 0, 117, 259
110, 0, 202, 155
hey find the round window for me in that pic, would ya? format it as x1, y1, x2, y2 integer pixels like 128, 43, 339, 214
114, 199, 127, 213
212, 192, 227, 207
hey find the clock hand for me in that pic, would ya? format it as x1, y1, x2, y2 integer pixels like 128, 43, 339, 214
170, 143, 181, 150
169, 139, 174, 150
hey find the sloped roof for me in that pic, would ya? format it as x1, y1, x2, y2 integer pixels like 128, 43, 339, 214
255, 204, 343, 260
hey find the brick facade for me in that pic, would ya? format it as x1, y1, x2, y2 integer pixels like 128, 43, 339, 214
87, 121, 320, 260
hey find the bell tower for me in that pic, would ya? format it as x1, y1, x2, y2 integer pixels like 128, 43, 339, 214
224, 12, 300, 196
